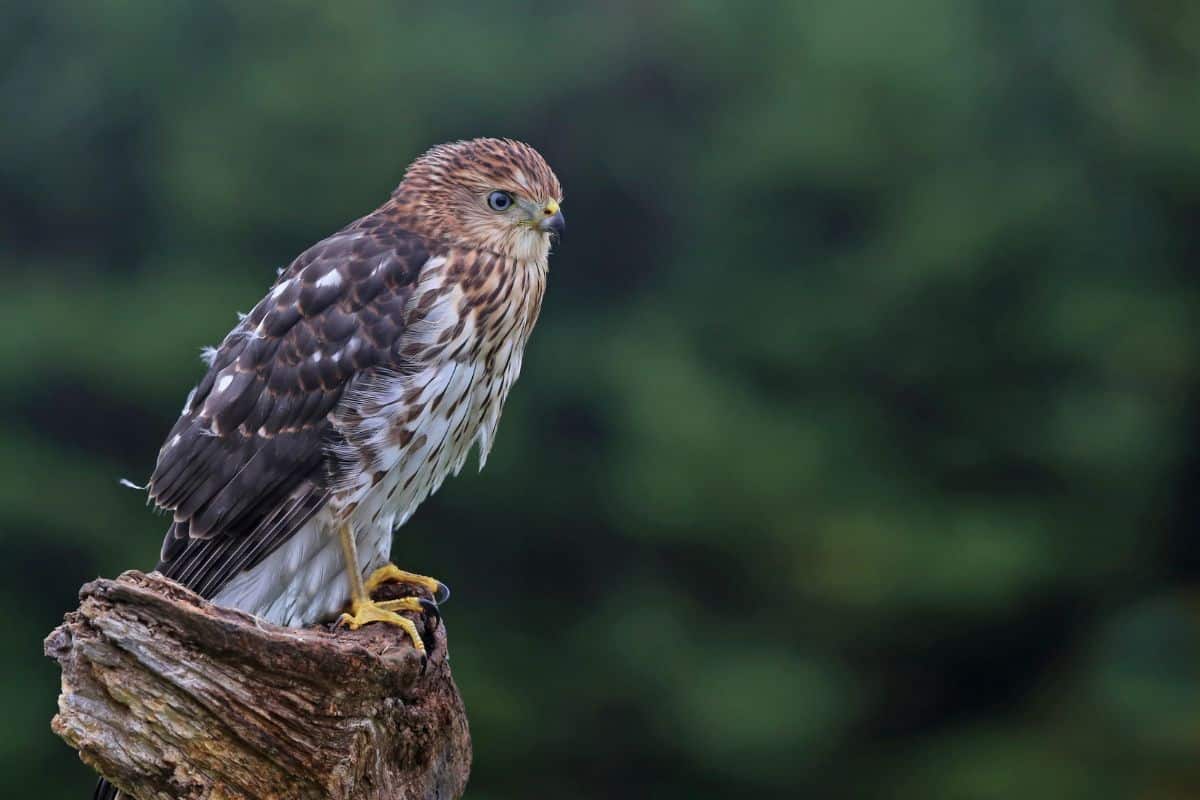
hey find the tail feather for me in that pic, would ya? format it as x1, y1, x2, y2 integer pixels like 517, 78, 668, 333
93, 778, 122, 800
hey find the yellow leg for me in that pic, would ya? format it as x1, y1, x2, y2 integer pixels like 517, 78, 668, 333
365, 564, 450, 604
334, 524, 430, 656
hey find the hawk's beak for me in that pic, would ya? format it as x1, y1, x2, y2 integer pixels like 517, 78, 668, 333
538, 200, 565, 237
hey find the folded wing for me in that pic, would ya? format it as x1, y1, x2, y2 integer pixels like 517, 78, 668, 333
149, 224, 432, 597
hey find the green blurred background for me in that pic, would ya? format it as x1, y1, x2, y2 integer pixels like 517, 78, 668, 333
3, 1, 1199, 797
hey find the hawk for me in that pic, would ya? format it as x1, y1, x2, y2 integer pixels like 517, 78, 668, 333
93, 138, 563, 799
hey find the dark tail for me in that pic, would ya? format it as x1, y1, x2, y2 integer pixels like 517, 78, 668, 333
93, 778, 121, 800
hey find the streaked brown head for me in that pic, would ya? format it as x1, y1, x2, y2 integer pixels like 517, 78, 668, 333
393, 138, 564, 261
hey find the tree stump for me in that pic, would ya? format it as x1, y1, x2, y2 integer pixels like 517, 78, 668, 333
44, 571, 471, 800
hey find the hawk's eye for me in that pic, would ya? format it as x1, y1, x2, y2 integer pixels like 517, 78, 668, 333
487, 191, 513, 211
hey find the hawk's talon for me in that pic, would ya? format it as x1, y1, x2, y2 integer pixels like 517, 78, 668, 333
419, 597, 440, 622
365, 563, 450, 604
376, 596, 441, 627
336, 598, 427, 655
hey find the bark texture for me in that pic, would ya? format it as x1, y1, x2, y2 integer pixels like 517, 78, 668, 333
44, 571, 471, 800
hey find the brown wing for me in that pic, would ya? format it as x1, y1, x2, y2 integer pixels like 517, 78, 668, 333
150, 221, 433, 598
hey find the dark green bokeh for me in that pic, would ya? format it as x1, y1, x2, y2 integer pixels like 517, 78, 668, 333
3, 2, 1199, 798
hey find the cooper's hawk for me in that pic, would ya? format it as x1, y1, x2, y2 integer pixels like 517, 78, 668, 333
93, 138, 563, 800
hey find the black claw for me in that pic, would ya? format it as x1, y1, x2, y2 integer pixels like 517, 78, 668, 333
433, 581, 451, 605
419, 653, 428, 675
419, 598, 441, 626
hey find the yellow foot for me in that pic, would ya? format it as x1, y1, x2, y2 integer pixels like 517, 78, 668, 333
365, 564, 450, 604
336, 598, 428, 655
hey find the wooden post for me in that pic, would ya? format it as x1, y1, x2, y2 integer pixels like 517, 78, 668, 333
44, 571, 471, 800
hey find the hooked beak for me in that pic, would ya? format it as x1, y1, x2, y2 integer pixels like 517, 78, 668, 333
538, 199, 566, 237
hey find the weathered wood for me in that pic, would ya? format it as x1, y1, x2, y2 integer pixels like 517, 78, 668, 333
45, 571, 471, 800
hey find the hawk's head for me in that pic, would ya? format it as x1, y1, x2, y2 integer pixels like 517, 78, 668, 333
395, 138, 564, 262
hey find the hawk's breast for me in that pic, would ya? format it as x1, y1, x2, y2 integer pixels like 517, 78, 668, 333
330, 248, 547, 539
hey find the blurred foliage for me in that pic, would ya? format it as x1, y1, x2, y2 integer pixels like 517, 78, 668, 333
2, 1, 1199, 798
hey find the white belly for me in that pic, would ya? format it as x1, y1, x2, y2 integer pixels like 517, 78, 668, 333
210, 507, 392, 627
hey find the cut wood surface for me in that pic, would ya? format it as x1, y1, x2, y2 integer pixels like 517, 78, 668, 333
45, 571, 471, 800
